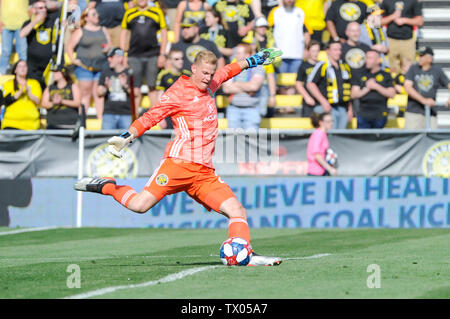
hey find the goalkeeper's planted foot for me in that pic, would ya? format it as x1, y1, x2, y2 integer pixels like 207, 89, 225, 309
248, 252, 282, 266
74, 177, 116, 193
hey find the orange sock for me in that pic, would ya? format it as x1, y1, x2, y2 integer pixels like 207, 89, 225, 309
102, 183, 137, 208
228, 217, 251, 244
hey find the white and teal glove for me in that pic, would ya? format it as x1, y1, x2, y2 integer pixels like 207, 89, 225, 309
107, 131, 134, 158
246, 48, 283, 68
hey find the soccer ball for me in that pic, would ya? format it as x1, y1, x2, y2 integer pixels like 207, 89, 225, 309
219, 237, 253, 266
326, 148, 338, 167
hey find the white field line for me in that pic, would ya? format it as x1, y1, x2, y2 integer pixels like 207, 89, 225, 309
65, 265, 220, 299
64, 253, 331, 299
0, 226, 70, 236
284, 253, 332, 260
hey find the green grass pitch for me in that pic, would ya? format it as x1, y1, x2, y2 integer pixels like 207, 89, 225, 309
0, 227, 448, 299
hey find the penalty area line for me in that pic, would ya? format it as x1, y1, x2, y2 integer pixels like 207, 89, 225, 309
65, 265, 220, 299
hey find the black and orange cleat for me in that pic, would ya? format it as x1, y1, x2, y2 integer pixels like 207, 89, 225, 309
74, 177, 116, 193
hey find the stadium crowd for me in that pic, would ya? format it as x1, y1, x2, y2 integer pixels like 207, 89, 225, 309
0, 0, 449, 131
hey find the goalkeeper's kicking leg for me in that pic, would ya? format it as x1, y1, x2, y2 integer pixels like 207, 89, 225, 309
74, 176, 282, 266
74, 177, 158, 213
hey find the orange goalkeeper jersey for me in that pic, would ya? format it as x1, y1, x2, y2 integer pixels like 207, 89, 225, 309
131, 62, 242, 168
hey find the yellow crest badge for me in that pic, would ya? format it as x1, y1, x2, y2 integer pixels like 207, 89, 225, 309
156, 174, 169, 186
340, 3, 361, 22
423, 141, 450, 177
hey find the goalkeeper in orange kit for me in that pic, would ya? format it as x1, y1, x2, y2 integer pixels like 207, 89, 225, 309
75, 48, 283, 266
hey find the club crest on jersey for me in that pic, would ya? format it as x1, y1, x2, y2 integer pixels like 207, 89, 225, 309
156, 174, 169, 186
339, 2, 361, 21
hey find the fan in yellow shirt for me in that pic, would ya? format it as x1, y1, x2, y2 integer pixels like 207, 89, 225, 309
1, 60, 42, 130
295, 0, 330, 43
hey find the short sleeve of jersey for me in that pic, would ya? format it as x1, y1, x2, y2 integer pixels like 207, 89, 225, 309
325, 2, 337, 21
394, 73, 405, 86
267, 7, 277, 27
438, 67, 449, 87
98, 65, 109, 87
296, 63, 307, 83
121, 9, 132, 29
156, 70, 165, 91
413, 0, 423, 17
263, 63, 274, 75
405, 64, 417, 82
351, 72, 363, 86
28, 79, 43, 100
155, 7, 167, 29
245, 3, 255, 24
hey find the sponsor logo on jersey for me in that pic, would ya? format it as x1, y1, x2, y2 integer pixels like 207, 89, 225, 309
203, 114, 217, 122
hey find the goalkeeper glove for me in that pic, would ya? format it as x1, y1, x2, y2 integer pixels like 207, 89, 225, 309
246, 48, 283, 68
107, 131, 134, 158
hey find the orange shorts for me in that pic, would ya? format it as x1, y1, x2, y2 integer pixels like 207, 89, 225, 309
144, 158, 236, 212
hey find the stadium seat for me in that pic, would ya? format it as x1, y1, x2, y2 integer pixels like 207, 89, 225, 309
276, 73, 297, 87
86, 119, 102, 130
275, 95, 302, 108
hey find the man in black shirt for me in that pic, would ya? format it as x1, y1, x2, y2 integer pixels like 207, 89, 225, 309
380, 0, 423, 74
307, 40, 353, 129
351, 50, 396, 129
98, 48, 133, 130
325, 0, 367, 42
341, 21, 371, 80
172, 18, 225, 71
403, 46, 450, 129
20, 0, 61, 89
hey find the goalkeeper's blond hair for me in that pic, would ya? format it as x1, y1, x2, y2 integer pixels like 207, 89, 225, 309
194, 50, 218, 66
